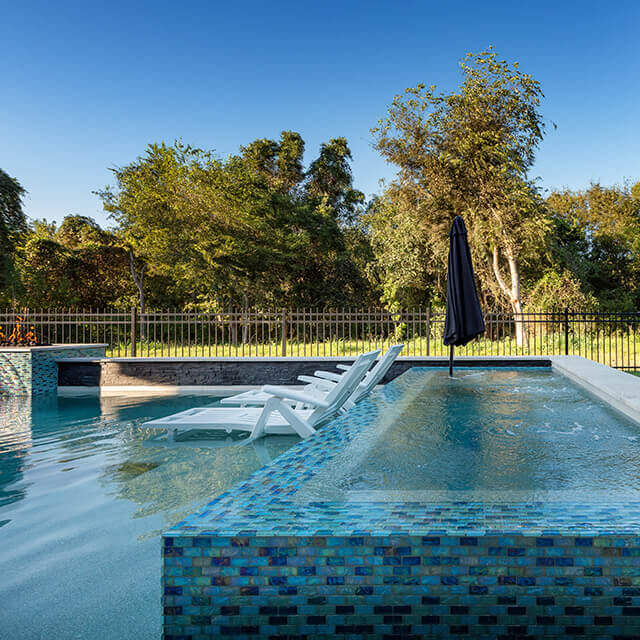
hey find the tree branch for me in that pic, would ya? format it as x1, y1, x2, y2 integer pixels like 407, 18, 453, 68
128, 248, 146, 314
128, 248, 145, 288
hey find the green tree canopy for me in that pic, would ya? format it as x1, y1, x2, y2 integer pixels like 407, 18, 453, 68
15, 215, 134, 308
371, 48, 549, 342
0, 169, 28, 300
306, 137, 365, 225
96, 134, 375, 309
545, 181, 640, 310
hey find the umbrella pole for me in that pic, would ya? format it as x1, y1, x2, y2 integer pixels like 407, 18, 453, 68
449, 344, 454, 377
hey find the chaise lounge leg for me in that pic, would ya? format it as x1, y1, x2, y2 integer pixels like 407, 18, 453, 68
273, 400, 317, 439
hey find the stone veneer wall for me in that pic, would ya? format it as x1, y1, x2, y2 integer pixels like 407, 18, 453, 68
58, 356, 550, 387
163, 533, 640, 639
0, 346, 107, 395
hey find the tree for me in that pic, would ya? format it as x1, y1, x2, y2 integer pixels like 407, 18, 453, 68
97, 135, 375, 310
0, 169, 28, 302
56, 215, 112, 247
372, 48, 550, 344
306, 137, 365, 225
96, 142, 221, 312
364, 187, 448, 309
546, 181, 640, 310
240, 130, 306, 195
15, 215, 133, 308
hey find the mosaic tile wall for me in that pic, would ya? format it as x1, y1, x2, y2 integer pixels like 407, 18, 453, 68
0, 351, 31, 396
0, 346, 106, 396
163, 533, 640, 639
163, 367, 640, 639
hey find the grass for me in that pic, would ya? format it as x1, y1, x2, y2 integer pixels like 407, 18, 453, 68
104, 332, 640, 373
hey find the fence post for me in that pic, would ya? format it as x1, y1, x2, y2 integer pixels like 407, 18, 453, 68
564, 307, 569, 355
425, 306, 431, 356
130, 307, 137, 357
281, 308, 287, 357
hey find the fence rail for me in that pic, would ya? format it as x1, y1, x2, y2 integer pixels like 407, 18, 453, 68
1, 308, 639, 371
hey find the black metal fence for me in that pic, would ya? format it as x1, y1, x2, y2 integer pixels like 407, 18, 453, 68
1, 308, 639, 371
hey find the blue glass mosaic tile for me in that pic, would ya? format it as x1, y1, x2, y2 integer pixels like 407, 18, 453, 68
163, 366, 640, 639
1, 346, 105, 396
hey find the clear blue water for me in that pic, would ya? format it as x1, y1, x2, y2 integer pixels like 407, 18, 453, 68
300, 368, 640, 503
0, 393, 298, 640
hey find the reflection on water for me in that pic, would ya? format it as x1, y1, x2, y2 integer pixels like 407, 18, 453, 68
299, 368, 640, 503
0, 392, 299, 640
0, 395, 37, 510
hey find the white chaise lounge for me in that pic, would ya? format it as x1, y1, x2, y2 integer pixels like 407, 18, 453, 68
142, 349, 380, 441
220, 344, 404, 408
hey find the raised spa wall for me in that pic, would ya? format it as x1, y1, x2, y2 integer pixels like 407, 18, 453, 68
162, 362, 640, 640
58, 355, 550, 389
164, 532, 640, 639
0, 345, 107, 395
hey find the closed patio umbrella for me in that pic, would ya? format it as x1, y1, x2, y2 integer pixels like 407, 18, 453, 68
444, 216, 485, 376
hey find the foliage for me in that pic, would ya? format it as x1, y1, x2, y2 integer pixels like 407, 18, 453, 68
3, 70, 640, 317
370, 48, 550, 325
526, 269, 597, 312
306, 137, 365, 225
364, 187, 447, 310
546, 181, 640, 310
15, 216, 134, 308
0, 168, 28, 301
96, 134, 374, 309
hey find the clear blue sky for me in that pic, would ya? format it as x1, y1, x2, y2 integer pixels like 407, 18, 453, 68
2, 0, 638, 227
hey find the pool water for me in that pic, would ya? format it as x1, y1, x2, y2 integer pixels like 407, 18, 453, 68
0, 393, 298, 640
300, 368, 640, 503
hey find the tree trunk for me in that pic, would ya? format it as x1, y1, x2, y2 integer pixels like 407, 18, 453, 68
511, 293, 525, 348
506, 253, 526, 348
128, 249, 146, 341
492, 246, 526, 347
241, 293, 249, 345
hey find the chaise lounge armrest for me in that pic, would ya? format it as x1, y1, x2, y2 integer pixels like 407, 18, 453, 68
336, 364, 352, 371
297, 375, 335, 388
313, 370, 342, 382
262, 385, 331, 408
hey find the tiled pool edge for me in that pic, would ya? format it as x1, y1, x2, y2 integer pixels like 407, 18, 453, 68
0, 345, 107, 396
164, 533, 640, 639
162, 361, 640, 639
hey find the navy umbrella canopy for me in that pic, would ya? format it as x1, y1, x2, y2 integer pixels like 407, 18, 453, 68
444, 216, 485, 375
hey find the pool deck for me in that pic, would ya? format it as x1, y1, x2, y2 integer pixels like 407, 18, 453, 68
163, 359, 640, 639
551, 356, 640, 423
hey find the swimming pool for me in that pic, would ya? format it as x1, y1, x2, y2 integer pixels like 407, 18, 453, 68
164, 364, 640, 639
0, 393, 299, 640
299, 367, 640, 503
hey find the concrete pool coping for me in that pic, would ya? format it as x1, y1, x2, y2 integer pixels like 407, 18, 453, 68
0, 343, 108, 352
57, 384, 301, 396
550, 356, 640, 423
57, 357, 639, 425
61, 354, 552, 363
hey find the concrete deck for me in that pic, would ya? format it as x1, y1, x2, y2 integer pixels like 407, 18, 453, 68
551, 355, 640, 423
